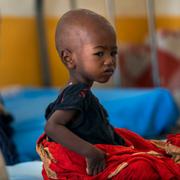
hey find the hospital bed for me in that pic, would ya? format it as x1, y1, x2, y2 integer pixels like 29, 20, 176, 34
0, 87, 179, 179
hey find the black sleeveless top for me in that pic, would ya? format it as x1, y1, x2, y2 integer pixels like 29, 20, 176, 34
45, 83, 125, 145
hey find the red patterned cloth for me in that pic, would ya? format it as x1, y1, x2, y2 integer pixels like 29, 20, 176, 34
36, 128, 180, 180
167, 134, 180, 147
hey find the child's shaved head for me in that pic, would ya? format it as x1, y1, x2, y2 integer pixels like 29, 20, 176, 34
55, 9, 115, 58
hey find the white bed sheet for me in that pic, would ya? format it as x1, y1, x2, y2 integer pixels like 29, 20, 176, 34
7, 161, 43, 180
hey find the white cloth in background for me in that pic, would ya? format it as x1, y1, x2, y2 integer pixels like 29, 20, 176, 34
7, 161, 42, 180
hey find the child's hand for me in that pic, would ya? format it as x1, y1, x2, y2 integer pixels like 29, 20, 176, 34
85, 148, 106, 176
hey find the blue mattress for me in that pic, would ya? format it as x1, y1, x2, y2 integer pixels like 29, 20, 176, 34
2, 87, 179, 162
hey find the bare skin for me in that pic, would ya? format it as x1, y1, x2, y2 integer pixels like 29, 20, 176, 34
0, 104, 4, 113
45, 9, 117, 176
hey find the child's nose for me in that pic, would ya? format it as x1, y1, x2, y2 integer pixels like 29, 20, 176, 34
104, 56, 114, 66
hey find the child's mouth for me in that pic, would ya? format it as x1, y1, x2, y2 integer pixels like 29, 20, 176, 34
103, 69, 114, 75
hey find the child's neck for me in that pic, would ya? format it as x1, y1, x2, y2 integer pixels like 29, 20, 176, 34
68, 78, 93, 87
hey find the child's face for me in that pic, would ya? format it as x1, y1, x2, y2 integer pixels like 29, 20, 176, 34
73, 25, 117, 85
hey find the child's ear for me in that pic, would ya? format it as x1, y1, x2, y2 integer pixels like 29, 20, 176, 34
61, 49, 76, 69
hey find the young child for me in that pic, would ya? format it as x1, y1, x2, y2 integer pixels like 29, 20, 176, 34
37, 9, 180, 180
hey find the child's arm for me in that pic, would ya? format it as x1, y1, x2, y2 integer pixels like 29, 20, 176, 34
45, 110, 106, 176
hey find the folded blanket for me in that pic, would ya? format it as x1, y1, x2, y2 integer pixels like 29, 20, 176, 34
36, 128, 180, 180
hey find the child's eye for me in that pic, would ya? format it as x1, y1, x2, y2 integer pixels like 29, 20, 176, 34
94, 52, 104, 57
111, 51, 117, 57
